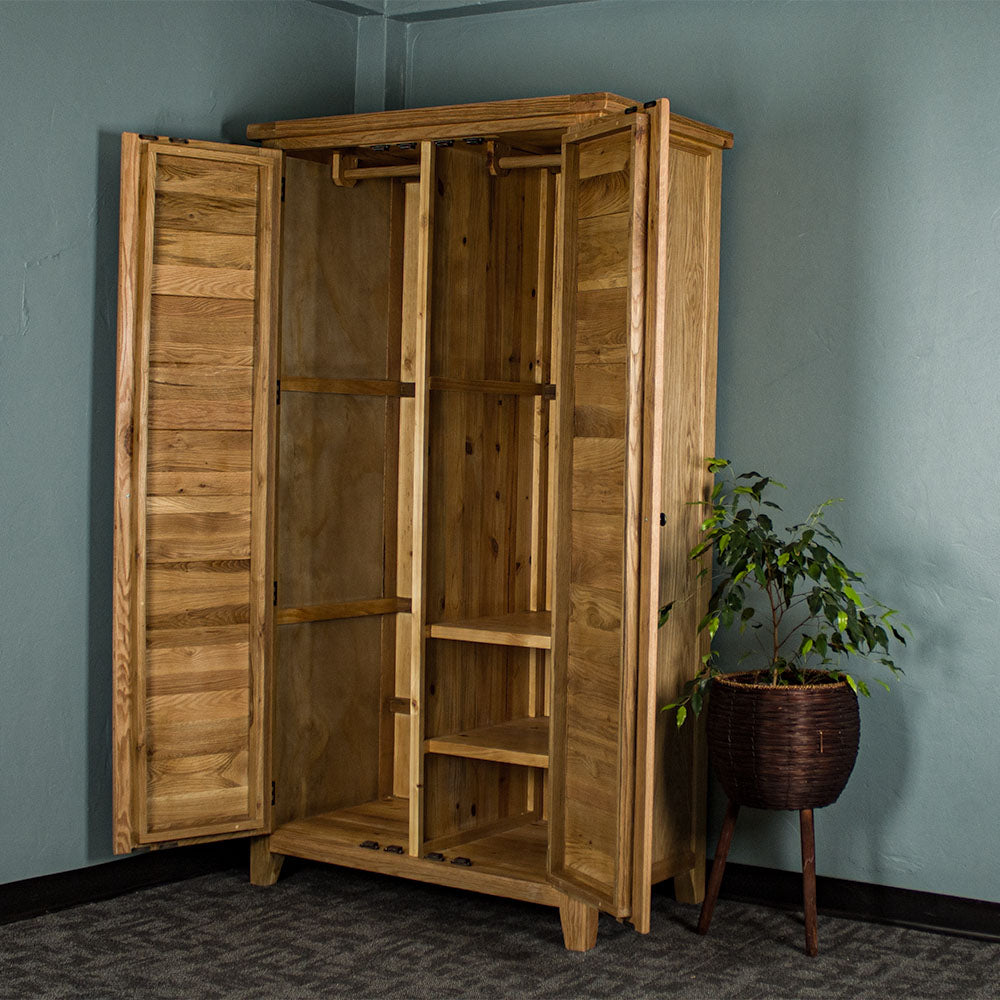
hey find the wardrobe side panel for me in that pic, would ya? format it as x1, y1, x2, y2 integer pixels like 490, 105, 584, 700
651, 140, 722, 885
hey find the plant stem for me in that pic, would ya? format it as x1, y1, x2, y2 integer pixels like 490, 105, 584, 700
764, 562, 780, 685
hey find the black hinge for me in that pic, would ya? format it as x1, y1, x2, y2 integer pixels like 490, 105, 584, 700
624, 105, 638, 115
276, 379, 281, 405
273, 581, 278, 606
270, 781, 276, 806
280, 176, 286, 202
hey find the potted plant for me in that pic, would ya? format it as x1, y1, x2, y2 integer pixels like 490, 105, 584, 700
661, 458, 909, 955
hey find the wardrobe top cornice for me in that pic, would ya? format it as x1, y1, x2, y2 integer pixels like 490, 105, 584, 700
245, 92, 734, 152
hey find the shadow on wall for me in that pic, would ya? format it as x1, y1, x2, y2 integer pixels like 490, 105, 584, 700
87, 130, 123, 862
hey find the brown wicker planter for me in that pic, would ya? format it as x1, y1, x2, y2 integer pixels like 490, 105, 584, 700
706, 670, 860, 811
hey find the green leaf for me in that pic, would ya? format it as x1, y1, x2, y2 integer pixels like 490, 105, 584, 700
876, 679, 891, 693
837, 610, 848, 633
707, 458, 730, 473
675, 705, 688, 727
843, 584, 863, 608
691, 688, 703, 715
658, 602, 674, 628
800, 636, 814, 656
844, 673, 859, 694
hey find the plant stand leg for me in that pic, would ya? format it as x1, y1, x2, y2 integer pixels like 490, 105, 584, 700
800, 808, 818, 957
559, 896, 599, 952
697, 798, 740, 935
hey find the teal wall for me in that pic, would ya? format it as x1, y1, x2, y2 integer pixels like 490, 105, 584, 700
3, 0, 999, 906
405, 1, 1000, 903
0, 0, 357, 885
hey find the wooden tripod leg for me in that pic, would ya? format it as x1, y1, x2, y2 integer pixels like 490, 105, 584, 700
697, 798, 740, 935
800, 808, 818, 957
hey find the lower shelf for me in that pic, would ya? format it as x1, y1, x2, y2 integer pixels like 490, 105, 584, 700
269, 797, 559, 906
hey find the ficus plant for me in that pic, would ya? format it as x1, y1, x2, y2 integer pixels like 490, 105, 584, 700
662, 458, 909, 727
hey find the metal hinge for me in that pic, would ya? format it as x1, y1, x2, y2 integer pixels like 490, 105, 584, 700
280, 176, 286, 202
271, 781, 276, 806
276, 379, 281, 405
273, 581, 278, 606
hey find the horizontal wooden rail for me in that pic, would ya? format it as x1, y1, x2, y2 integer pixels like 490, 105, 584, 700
346, 163, 421, 180
281, 377, 415, 398
496, 154, 561, 171
277, 597, 411, 626
428, 377, 556, 399
332, 151, 421, 186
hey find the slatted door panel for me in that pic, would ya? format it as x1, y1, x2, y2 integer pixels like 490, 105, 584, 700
113, 134, 280, 850
549, 114, 649, 915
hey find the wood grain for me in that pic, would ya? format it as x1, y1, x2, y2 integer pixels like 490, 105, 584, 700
425, 717, 549, 769
652, 137, 724, 907
549, 114, 648, 918
114, 135, 279, 847
427, 611, 551, 648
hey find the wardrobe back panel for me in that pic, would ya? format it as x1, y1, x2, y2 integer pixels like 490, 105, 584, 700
281, 158, 402, 380
273, 617, 383, 826
273, 159, 405, 826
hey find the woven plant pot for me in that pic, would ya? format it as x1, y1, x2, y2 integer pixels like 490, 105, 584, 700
706, 671, 860, 810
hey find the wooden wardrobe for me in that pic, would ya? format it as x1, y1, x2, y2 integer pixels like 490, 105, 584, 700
112, 93, 732, 951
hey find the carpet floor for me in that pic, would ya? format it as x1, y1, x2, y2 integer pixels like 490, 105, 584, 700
1, 862, 997, 999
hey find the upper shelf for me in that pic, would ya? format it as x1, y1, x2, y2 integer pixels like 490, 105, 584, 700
427, 611, 551, 649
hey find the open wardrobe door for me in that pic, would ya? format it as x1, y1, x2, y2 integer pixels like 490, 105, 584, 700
548, 112, 651, 917
112, 134, 281, 851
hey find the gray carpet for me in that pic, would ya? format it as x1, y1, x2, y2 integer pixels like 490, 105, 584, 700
1, 862, 997, 999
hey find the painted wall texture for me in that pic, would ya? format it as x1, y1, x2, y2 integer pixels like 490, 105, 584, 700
3, 0, 999, 908
405, 1, 1000, 903
0, 0, 357, 885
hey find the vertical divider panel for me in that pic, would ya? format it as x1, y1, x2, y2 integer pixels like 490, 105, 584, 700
408, 141, 436, 856
251, 142, 283, 831
394, 182, 421, 798
527, 168, 557, 814
378, 182, 406, 799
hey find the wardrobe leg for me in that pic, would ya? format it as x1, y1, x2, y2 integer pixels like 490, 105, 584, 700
559, 896, 599, 952
697, 798, 740, 935
249, 836, 285, 886
800, 808, 818, 957
674, 858, 706, 905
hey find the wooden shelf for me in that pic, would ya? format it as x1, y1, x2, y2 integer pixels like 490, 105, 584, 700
429, 376, 555, 399
269, 797, 558, 906
280, 376, 415, 398
425, 716, 549, 769
427, 611, 551, 649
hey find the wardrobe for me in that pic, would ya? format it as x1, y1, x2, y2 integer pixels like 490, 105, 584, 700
112, 93, 732, 950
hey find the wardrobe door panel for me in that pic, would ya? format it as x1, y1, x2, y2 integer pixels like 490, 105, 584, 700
549, 114, 649, 916
113, 134, 280, 850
